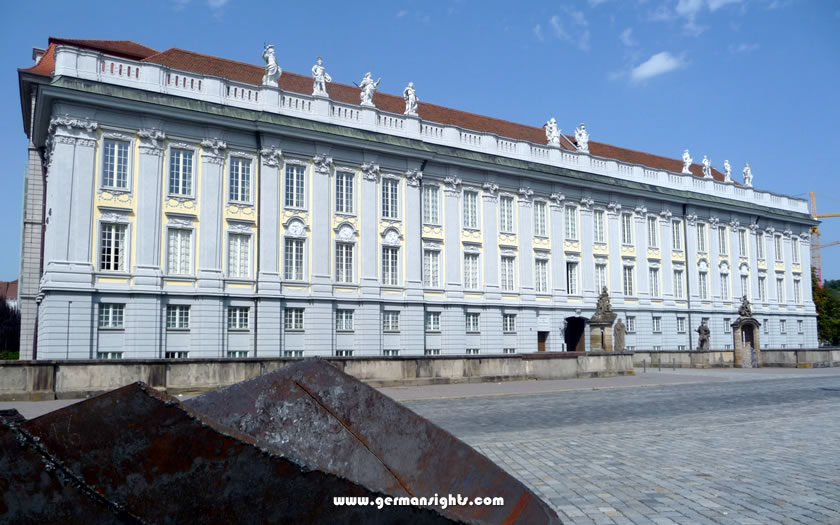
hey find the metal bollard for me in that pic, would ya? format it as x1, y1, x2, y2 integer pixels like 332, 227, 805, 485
643, 359, 646, 373
658, 359, 661, 372
672, 358, 675, 371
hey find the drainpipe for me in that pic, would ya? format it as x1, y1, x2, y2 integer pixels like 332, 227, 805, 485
253, 133, 262, 358
683, 203, 694, 351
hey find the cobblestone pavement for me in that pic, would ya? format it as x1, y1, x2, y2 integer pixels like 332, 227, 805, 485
405, 372, 840, 525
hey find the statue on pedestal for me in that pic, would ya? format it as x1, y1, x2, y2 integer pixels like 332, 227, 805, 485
261, 44, 282, 87
696, 321, 711, 350
312, 56, 332, 97
359, 72, 381, 107
545, 118, 561, 146
738, 295, 752, 318
682, 149, 693, 174
723, 159, 732, 182
702, 155, 712, 178
743, 163, 753, 187
614, 318, 626, 352
575, 123, 590, 153
403, 82, 418, 115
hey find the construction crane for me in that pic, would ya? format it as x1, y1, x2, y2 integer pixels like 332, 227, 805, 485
809, 192, 840, 287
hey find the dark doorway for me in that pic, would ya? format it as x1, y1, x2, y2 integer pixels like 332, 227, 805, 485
564, 317, 587, 352
537, 331, 549, 352
743, 325, 754, 348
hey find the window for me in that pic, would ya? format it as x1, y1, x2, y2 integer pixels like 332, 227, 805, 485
425, 312, 441, 331
503, 314, 516, 333
792, 237, 800, 264
165, 351, 189, 359
284, 308, 304, 331
594, 209, 606, 243
335, 350, 353, 357
382, 247, 399, 286
697, 223, 708, 252
677, 317, 686, 333
466, 313, 480, 332
466, 348, 480, 355
621, 213, 634, 245
741, 274, 750, 299
567, 262, 579, 295
798, 320, 804, 333
721, 274, 730, 301
739, 230, 749, 257
167, 229, 191, 275
336, 310, 354, 331
464, 253, 479, 289
677, 345, 686, 351
284, 350, 304, 358
285, 164, 306, 208
653, 346, 662, 351
463, 190, 478, 229
503, 348, 516, 354
166, 305, 190, 329
383, 349, 400, 357
335, 171, 354, 214
227, 307, 249, 330
500, 256, 516, 291
382, 178, 400, 219
758, 276, 767, 301
383, 311, 400, 332
756, 232, 765, 259
649, 268, 661, 297
103, 139, 129, 189
424, 349, 441, 356
229, 158, 251, 202
100, 223, 127, 272
335, 243, 353, 283
169, 149, 193, 196
763, 319, 769, 334
98, 304, 125, 329
499, 196, 515, 233
284, 239, 304, 280
774, 236, 784, 261
228, 234, 250, 278
698, 272, 709, 300
626, 317, 636, 333
565, 206, 578, 240
724, 318, 732, 334
595, 263, 608, 292
535, 259, 549, 293
227, 351, 248, 358
97, 352, 123, 359
794, 279, 802, 304
718, 227, 728, 255
647, 216, 659, 248
672, 220, 683, 250
423, 185, 440, 224
674, 269, 685, 299
623, 266, 634, 297
534, 201, 547, 236
652, 316, 661, 333
423, 249, 440, 288
780, 319, 787, 333
776, 277, 785, 302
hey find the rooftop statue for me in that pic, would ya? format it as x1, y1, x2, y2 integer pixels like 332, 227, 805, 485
723, 159, 732, 182
359, 72, 381, 107
403, 82, 418, 116
743, 162, 753, 187
702, 155, 712, 178
574, 123, 589, 153
261, 44, 281, 87
682, 149, 693, 174
311, 56, 332, 97
738, 295, 753, 318
545, 118, 561, 147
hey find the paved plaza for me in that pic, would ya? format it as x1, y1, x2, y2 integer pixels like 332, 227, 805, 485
399, 368, 840, 525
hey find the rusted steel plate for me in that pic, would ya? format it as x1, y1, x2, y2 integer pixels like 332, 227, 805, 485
186, 358, 561, 524
17, 382, 455, 524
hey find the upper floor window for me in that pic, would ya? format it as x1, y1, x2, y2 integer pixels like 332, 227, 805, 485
98, 304, 125, 329
382, 246, 399, 286
383, 311, 400, 332
425, 312, 441, 331
169, 149, 193, 196
285, 164, 306, 208
284, 308, 304, 331
422, 185, 440, 224
228, 306, 249, 330
649, 268, 661, 297
466, 312, 480, 333
382, 178, 399, 219
621, 213, 633, 245
500, 255, 516, 291
793, 278, 802, 303
499, 196, 515, 233
463, 190, 479, 229
423, 249, 440, 288
776, 276, 785, 302
535, 258, 549, 293
567, 261, 579, 295
335, 243, 354, 283
503, 314, 516, 333
739, 229, 749, 257
335, 171, 354, 214
595, 263, 607, 292
718, 227, 728, 255
229, 158, 251, 203
721, 273, 730, 301
284, 238, 304, 281
774, 235, 784, 261
534, 201, 547, 237
166, 305, 190, 330
674, 269, 685, 299
698, 271, 709, 300
167, 228, 192, 275
758, 276, 767, 301
623, 266, 634, 297
100, 223, 127, 272
792, 237, 800, 264
228, 233, 250, 278
593, 209, 606, 243
672, 220, 683, 250
336, 310, 354, 331
756, 232, 765, 259
741, 274, 750, 299
464, 253, 480, 290
565, 206, 578, 240
697, 223, 708, 252
647, 216, 659, 248
103, 139, 129, 189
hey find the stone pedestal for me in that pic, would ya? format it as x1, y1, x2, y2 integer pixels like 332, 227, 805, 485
589, 322, 614, 353
732, 317, 761, 368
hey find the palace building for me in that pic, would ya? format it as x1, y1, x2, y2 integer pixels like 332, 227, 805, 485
16, 37, 817, 360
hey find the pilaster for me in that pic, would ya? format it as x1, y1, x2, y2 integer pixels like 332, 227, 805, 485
257, 145, 282, 293
134, 129, 166, 288
481, 182, 500, 300
196, 138, 226, 291
404, 169, 423, 298
360, 162, 380, 296
443, 176, 463, 299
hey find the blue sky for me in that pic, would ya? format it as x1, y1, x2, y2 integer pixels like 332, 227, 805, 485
1, 0, 839, 282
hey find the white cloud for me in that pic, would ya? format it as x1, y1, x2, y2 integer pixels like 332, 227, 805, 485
729, 42, 759, 53
396, 10, 408, 17
620, 27, 636, 46
533, 24, 545, 42
675, 0, 704, 18
631, 51, 686, 81
207, 0, 228, 7
548, 8, 591, 51
652, 0, 742, 35
588, 0, 610, 6
708, 0, 742, 10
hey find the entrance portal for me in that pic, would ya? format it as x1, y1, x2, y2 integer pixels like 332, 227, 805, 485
564, 317, 587, 352
537, 331, 548, 352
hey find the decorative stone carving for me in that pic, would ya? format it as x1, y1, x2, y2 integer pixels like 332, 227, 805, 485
443, 176, 462, 195
403, 82, 418, 116
685, 213, 698, 226
100, 210, 130, 223
261, 44, 282, 87
337, 224, 355, 242
574, 123, 589, 153
405, 169, 422, 187
260, 147, 283, 167
580, 197, 594, 210
799, 231, 811, 240
518, 187, 534, 202
738, 295, 753, 318
607, 202, 622, 214
361, 162, 380, 181
594, 287, 613, 318
729, 218, 741, 230
482, 182, 499, 195
550, 192, 565, 207
765, 226, 776, 235
49, 114, 98, 133
634, 205, 647, 216
696, 320, 711, 350
359, 72, 381, 107
545, 118, 561, 147
311, 56, 332, 97
702, 155, 712, 178
743, 163, 753, 187
613, 318, 626, 352
681, 149, 693, 174
76, 138, 96, 148
286, 219, 306, 238
138, 128, 165, 155
228, 221, 253, 234
783, 229, 793, 238
167, 216, 193, 228
200, 138, 227, 157
660, 209, 673, 221
723, 159, 732, 182
313, 154, 333, 174
382, 228, 401, 246
748, 222, 759, 233
709, 216, 720, 229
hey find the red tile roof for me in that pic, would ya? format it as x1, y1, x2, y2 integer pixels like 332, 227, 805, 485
24, 39, 727, 182
0, 280, 17, 300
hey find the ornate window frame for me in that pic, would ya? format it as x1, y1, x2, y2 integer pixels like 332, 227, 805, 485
166, 141, 199, 200
163, 213, 196, 278
99, 130, 135, 194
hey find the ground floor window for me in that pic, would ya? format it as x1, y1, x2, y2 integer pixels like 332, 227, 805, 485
227, 351, 248, 358
284, 350, 304, 358
97, 351, 123, 359
335, 349, 353, 357
166, 305, 190, 330
165, 351, 189, 359
466, 348, 480, 355
424, 349, 441, 356
503, 348, 516, 354
383, 349, 400, 357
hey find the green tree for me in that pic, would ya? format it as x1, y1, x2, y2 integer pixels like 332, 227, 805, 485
0, 299, 20, 358
813, 268, 840, 345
